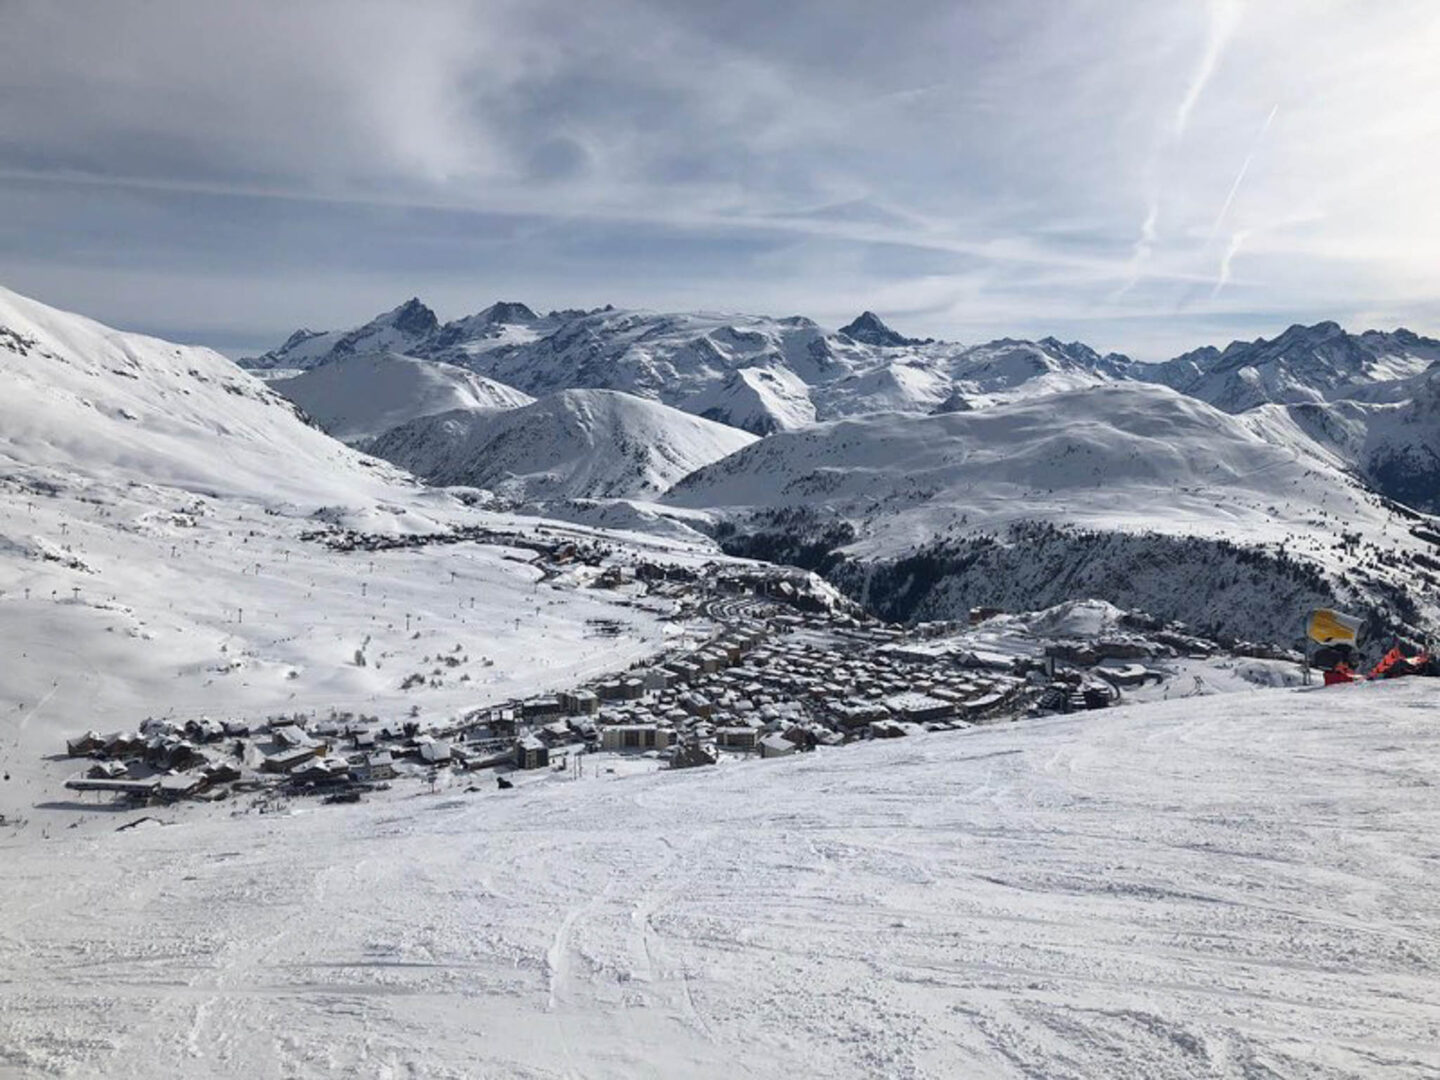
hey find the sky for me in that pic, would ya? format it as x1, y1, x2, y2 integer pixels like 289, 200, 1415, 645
1, 0, 1437, 360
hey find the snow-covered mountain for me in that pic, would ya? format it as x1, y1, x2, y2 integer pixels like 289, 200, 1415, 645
0, 285, 408, 503
271, 351, 533, 444
837, 310, 931, 347
243, 298, 441, 372
1134, 322, 1440, 413
667, 382, 1440, 641
0, 285, 704, 820
680, 364, 818, 434
244, 298, 1143, 434
1240, 368, 1440, 513
6, 286, 1439, 1080
445, 307, 869, 405
366, 388, 757, 502
668, 383, 1363, 539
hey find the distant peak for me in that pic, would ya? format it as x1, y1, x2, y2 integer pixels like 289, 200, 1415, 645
281, 328, 321, 350
839, 311, 927, 348
479, 301, 539, 325
1278, 320, 1342, 341
383, 298, 439, 337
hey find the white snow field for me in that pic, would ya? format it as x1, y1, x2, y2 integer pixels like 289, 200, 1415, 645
272, 352, 534, 444
365, 389, 758, 502
3, 679, 1439, 1079
0, 284, 716, 829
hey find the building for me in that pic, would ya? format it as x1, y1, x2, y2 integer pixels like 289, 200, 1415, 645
261, 744, 325, 773
715, 727, 759, 751
600, 725, 673, 752
758, 733, 796, 758
363, 751, 397, 780
515, 735, 549, 770
560, 689, 599, 715
883, 692, 956, 724
526, 698, 564, 720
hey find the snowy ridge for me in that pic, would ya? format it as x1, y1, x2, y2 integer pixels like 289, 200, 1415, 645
271, 351, 533, 444
669, 382, 1440, 640
1133, 321, 1440, 413
366, 388, 757, 501
680, 364, 817, 434
0, 286, 408, 504
243, 298, 440, 371
245, 299, 1142, 434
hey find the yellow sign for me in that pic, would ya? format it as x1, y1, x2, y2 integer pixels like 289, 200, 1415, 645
1308, 608, 1363, 645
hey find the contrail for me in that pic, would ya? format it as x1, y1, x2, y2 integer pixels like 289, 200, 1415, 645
1112, 199, 1159, 300
1210, 103, 1279, 241
1212, 228, 1249, 297
1121, 0, 1244, 300
1175, 0, 1245, 138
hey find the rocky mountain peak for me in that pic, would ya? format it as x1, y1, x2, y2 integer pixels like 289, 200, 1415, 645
839, 311, 927, 348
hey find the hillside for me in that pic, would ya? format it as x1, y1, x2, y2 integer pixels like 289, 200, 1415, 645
243, 298, 441, 372
366, 388, 758, 501
1241, 370, 1440, 514
271, 351, 533, 444
0, 288, 702, 820
668, 383, 1440, 641
4, 680, 1438, 1078
668, 383, 1374, 539
680, 364, 817, 434
0, 286, 405, 504
1134, 322, 1440, 413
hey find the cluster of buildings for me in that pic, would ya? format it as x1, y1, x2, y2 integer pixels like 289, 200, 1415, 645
468, 609, 1030, 772
55, 553, 1072, 808
57, 604, 1035, 807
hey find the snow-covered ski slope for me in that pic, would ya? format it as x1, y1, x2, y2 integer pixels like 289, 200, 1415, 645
366, 388, 757, 502
0, 287, 714, 804
273, 352, 533, 444
667, 382, 1397, 551
3, 679, 1437, 1078
0, 286, 404, 505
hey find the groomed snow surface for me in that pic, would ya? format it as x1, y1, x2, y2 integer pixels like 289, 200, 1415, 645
4, 680, 1439, 1079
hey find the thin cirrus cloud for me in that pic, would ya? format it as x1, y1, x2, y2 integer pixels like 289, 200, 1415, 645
0, 0, 1436, 360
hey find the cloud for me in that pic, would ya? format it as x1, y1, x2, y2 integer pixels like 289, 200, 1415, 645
1, 0, 1438, 361
1173, 0, 1245, 139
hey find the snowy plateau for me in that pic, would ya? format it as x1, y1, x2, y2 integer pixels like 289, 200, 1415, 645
1, 283, 1439, 1079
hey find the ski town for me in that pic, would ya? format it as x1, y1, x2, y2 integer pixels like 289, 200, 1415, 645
49, 541, 1429, 812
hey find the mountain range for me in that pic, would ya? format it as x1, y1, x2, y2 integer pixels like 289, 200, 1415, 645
0, 282, 1435, 652
221, 293, 1440, 643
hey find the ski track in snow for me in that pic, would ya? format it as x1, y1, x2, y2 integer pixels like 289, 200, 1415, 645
3, 681, 1440, 1078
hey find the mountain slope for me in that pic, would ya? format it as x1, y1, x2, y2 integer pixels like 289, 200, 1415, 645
680, 364, 817, 434
0, 286, 407, 503
1135, 322, 1440, 413
6, 679, 1439, 1078
669, 383, 1342, 537
0, 286, 693, 823
1242, 369, 1440, 513
243, 298, 440, 372
366, 388, 757, 501
668, 383, 1440, 641
271, 351, 533, 444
